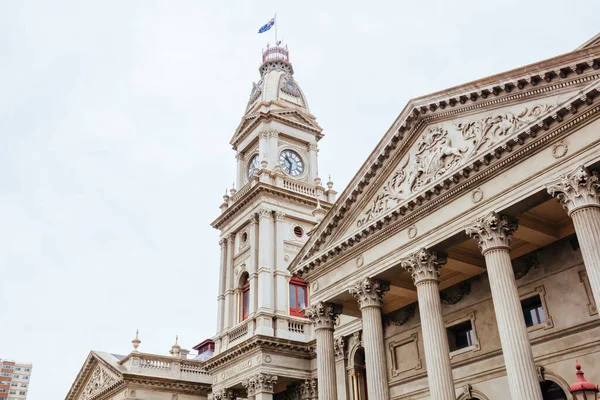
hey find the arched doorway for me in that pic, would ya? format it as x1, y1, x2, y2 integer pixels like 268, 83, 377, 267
349, 347, 368, 400
541, 380, 569, 400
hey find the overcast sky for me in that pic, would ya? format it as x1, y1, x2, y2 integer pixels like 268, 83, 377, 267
1, 1, 598, 398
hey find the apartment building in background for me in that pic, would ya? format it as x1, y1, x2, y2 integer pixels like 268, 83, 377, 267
0, 359, 32, 400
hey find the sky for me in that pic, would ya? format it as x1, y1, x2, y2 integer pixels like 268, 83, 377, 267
0, 1, 598, 398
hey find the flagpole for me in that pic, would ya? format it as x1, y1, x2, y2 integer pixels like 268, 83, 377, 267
274, 13, 278, 44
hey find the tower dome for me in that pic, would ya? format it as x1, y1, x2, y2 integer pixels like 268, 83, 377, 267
245, 43, 309, 113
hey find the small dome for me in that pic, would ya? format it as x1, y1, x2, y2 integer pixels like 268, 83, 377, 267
245, 44, 309, 113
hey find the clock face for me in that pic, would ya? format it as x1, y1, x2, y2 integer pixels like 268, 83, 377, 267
279, 150, 304, 177
247, 154, 260, 179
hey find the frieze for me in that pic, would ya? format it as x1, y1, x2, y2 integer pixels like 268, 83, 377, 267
79, 365, 119, 400
356, 103, 554, 227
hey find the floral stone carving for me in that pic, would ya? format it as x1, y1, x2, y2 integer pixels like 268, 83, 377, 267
400, 248, 447, 285
356, 103, 553, 227
80, 366, 118, 400
465, 212, 518, 254
349, 277, 389, 309
242, 373, 278, 395
302, 301, 342, 330
545, 165, 600, 215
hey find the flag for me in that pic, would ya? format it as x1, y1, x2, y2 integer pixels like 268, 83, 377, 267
258, 17, 275, 34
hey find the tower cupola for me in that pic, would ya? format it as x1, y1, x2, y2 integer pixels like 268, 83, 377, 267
246, 43, 309, 113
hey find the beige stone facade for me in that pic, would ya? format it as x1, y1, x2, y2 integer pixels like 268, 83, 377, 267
67, 32, 600, 400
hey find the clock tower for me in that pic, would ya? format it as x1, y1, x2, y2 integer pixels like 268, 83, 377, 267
207, 43, 336, 398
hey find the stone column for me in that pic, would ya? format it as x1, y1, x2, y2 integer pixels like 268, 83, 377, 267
243, 373, 278, 400
466, 212, 543, 400
545, 165, 600, 314
274, 211, 288, 315
401, 249, 455, 400
349, 277, 390, 400
304, 301, 341, 400
334, 336, 350, 400
236, 151, 244, 188
216, 238, 227, 335
268, 130, 279, 171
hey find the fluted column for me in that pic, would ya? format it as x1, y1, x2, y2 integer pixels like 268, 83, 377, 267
304, 301, 341, 400
243, 373, 278, 400
466, 212, 543, 400
334, 336, 350, 400
274, 211, 288, 315
545, 165, 600, 314
349, 277, 390, 400
401, 249, 455, 400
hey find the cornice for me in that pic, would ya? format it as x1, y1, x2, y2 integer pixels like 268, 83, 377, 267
123, 375, 211, 394
204, 335, 314, 371
292, 81, 600, 278
291, 47, 600, 273
230, 108, 323, 150
211, 182, 332, 230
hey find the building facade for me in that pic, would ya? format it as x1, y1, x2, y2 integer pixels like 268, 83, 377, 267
0, 360, 32, 400
288, 33, 600, 400
65, 333, 212, 400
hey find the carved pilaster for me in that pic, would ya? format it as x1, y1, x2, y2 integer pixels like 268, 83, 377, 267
219, 238, 227, 248
274, 211, 286, 221
211, 389, 235, 400
257, 208, 272, 220
349, 277, 389, 309
400, 248, 446, 285
242, 373, 278, 395
545, 165, 600, 215
298, 379, 318, 400
465, 211, 518, 254
334, 336, 346, 360
303, 301, 341, 330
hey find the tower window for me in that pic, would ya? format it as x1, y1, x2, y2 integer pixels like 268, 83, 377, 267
294, 226, 304, 238
240, 274, 250, 321
289, 277, 308, 317
521, 295, 546, 327
447, 320, 476, 352
241, 232, 248, 244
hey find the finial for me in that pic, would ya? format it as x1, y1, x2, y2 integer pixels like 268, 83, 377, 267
132, 329, 141, 353
170, 335, 181, 358
570, 360, 599, 393
230, 182, 237, 196
223, 189, 230, 201
327, 175, 334, 190
312, 195, 327, 222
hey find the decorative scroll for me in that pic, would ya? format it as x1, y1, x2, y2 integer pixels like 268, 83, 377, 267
356, 103, 554, 227
385, 304, 416, 326
79, 366, 118, 400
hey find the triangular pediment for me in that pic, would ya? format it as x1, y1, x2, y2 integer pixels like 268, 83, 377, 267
231, 108, 323, 148
67, 352, 123, 400
290, 42, 600, 270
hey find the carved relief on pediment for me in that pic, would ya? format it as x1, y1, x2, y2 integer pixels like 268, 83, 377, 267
355, 103, 554, 228
78, 365, 120, 400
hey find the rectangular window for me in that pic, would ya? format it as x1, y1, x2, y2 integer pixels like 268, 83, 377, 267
289, 277, 308, 318
447, 320, 476, 352
521, 295, 546, 327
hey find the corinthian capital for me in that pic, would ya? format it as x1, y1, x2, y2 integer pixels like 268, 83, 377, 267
349, 277, 389, 309
545, 165, 600, 215
257, 208, 272, 220
465, 212, 518, 254
302, 301, 342, 330
242, 373, 278, 395
400, 248, 446, 285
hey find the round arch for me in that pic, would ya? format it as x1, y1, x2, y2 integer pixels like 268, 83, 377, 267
541, 370, 573, 400
456, 389, 490, 400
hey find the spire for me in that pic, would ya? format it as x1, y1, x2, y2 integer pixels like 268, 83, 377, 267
131, 329, 141, 353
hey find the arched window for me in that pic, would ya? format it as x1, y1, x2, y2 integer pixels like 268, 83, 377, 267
289, 277, 308, 317
240, 273, 250, 321
540, 380, 568, 400
351, 348, 368, 400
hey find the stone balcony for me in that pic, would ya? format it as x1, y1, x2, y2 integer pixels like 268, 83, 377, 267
219, 313, 314, 352
222, 167, 337, 214
118, 352, 212, 385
